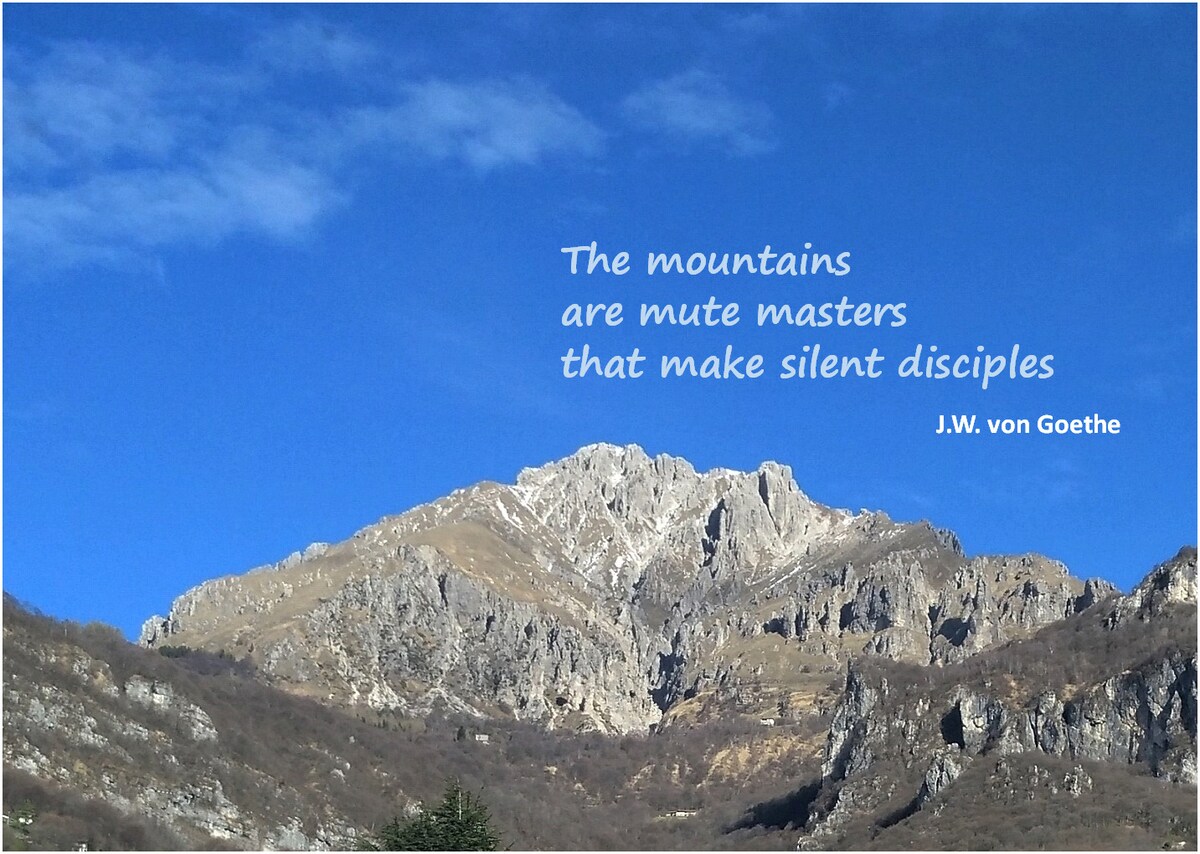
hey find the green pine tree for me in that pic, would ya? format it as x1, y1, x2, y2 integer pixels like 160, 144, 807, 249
363, 781, 501, 851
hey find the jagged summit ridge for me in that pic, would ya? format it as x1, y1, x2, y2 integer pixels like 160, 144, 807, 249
507, 443, 856, 592
139, 445, 1154, 734
1108, 546, 1198, 626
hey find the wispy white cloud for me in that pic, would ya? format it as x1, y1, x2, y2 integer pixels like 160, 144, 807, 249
4, 40, 336, 270
5, 44, 196, 175
4, 33, 602, 275
8, 154, 338, 264
349, 78, 604, 172
621, 69, 774, 156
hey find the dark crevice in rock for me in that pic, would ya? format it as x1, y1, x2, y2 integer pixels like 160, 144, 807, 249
826, 720, 867, 782
941, 705, 966, 748
1062, 703, 1079, 726
762, 617, 788, 637
839, 603, 855, 632
936, 617, 970, 647
702, 500, 726, 565
757, 472, 773, 518
726, 778, 823, 833
650, 650, 686, 712
876, 793, 922, 830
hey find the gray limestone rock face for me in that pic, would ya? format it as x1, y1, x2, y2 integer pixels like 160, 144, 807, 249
3, 616, 355, 850
137, 445, 1163, 737
124, 675, 219, 742
800, 552, 1197, 843
1108, 547, 1199, 627
917, 750, 966, 807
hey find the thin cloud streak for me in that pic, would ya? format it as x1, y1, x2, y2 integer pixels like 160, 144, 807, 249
621, 69, 775, 156
348, 78, 604, 173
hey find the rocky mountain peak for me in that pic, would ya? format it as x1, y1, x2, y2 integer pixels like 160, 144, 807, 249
134, 445, 1181, 736
1137, 547, 1198, 604
1108, 547, 1198, 626
10, 443, 1195, 851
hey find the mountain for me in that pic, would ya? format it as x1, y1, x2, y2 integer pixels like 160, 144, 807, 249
138, 443, 1116, 734
4, 444, 1196, 850
2, 594, 831, 850
796, 546, 1197, 849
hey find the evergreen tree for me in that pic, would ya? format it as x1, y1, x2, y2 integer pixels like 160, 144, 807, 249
364, 781, 501, 851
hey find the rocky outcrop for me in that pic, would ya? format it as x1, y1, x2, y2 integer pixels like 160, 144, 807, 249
124, 676, 219, 742
139, 444, 1112, 734
1108, 547, 1199, 626
2, 613, 357, 849
799, 553, 1198, 844
916, 750, 964, 807
927, 651, 1197, 783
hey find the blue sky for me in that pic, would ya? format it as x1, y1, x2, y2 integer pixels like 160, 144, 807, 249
4, 4, 1196, 638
